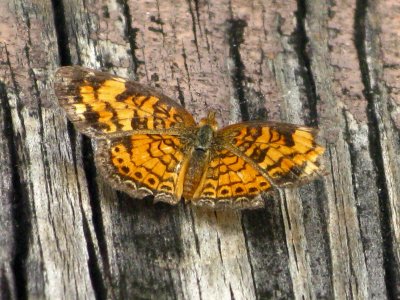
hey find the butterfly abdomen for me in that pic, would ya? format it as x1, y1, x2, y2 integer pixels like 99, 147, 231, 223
182, 149, 209, 199
182, 123, 215, 199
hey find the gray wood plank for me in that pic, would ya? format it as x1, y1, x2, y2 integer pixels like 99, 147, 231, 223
0, 0, 399, 299
1, 1, 97, 298
0, 81, 18, 300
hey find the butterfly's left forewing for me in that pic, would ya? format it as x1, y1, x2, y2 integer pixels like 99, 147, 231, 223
54, 66, 195, 139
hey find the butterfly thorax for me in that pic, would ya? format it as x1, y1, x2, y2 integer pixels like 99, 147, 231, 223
194, 124, 214, 150
182, 112, 218, 200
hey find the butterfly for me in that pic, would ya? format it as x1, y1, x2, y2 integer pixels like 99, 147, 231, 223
54, 66, 325, 209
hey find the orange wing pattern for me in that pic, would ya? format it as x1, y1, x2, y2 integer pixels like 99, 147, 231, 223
54, 66, 195, 138
96, 134, 190, 204
192, 149, 271, 209
192, 122, 324, 209
218, 122, 324, 186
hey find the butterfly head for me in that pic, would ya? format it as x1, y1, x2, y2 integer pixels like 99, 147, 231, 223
199, 111, 218, 131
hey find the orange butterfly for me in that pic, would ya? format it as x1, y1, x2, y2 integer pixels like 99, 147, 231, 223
54, 66, 324, 209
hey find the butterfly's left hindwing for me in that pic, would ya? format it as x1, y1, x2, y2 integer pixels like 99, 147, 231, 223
95, 134, 190, 203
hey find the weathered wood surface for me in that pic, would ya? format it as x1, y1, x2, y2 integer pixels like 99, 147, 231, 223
0, 0, 399, 299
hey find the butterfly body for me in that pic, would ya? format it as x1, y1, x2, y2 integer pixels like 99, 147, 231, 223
55, 66, 325, 209
180, 112, 219, 201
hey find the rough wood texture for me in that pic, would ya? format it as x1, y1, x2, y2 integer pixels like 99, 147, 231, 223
0, 0, 399, 299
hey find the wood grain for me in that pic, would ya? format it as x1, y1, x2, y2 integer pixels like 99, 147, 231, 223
0, 0, 399, 299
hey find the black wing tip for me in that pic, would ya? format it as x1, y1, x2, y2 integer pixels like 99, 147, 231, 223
55, 65, 77, 77
54, 67, 78, 99
54, 66, 103, 99
54, 65, 92, 81
55, 66, 128, 87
